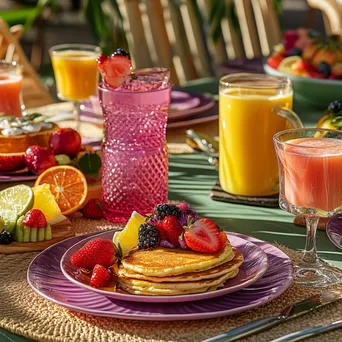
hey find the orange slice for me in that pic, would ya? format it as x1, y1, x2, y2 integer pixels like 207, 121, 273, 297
34, 165, 88, 215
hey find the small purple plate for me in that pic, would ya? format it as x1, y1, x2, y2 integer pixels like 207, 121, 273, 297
327, 215, 342, 250
60, 231, 268, 303
80, 91, 215, 124
27, 231, 293, 320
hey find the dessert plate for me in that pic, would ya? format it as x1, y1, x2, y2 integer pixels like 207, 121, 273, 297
0, 137, 101, 182
326, 215, 342, 250
27, 231, 293, 320
60, 231, 268, 303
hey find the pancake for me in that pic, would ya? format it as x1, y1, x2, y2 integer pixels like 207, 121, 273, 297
119, 247, 243, 282
120, 242, 234, 277
119, 268, 240, 296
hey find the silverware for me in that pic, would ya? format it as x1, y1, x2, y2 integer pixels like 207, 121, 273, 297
271, 319, 342, 342
185, 129, 219, 166
202, 290, 342, 342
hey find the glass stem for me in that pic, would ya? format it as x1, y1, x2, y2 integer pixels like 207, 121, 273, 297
73, 100, 81, 132
302, 215, 319, 265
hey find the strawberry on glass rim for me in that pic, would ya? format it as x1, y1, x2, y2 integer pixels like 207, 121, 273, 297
97, 48, 133, 88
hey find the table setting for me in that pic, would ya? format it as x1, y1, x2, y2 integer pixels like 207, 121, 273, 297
0, 33, 342, 342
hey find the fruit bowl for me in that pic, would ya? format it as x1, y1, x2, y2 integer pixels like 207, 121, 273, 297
264, 64, 342, 109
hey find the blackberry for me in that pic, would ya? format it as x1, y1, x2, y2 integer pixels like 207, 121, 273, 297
154, 203, 181, 221
317, 62, 331, 77
112, 48, 131, 60
138, 223, 160, 249
288, 48, 302, 57
0, 229, 13, 245
328, 100, 342, 113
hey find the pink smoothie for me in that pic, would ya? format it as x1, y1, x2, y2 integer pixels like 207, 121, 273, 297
282, 137, 342, 212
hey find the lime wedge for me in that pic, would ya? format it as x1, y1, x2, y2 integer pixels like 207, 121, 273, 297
278, 56, 302, 74
0, 185, 34, 217
0, 210, 18, 233
113, 211, 145, 257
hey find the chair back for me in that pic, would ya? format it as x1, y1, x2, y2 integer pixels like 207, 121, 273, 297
307, 0, 342, 36
116, 0, 282, 84
0, 18, 53, 109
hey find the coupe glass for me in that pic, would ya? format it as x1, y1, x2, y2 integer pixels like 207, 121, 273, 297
49, 44, 101, 129
274, 128, 342, 287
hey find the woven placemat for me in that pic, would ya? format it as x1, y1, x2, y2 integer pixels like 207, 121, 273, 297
1, 216, 342, 342
210, 181, 279, 208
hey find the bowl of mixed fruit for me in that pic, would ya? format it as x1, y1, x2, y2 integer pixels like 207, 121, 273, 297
265, 29, 342, 108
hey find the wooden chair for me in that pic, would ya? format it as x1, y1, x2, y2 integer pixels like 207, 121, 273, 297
116, 0, 282, 84
0, 18, 53, 109
307, 0, 342, 36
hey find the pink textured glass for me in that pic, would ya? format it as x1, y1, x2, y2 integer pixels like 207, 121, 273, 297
98, 68, 171, 223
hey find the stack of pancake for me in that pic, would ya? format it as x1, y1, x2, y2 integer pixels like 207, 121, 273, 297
117, 239, 244, 296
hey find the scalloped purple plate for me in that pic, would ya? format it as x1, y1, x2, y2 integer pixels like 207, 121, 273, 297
60, 231, 268, 303
27, 231, 293, 320
327, 215, 342, 250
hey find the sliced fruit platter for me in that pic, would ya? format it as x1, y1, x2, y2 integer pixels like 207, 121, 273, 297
60, 202, 269, 302
0, 163, 92, 254
266, 29, 342, 80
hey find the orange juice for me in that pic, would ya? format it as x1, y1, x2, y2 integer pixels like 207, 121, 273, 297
0, 74, 22, 117
51, 50, 98, 101
219, 88, 293, 196
282, 138, 342, 212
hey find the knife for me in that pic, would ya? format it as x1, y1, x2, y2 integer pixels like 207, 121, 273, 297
271, 319, 342, 342
202, 290, 342, 342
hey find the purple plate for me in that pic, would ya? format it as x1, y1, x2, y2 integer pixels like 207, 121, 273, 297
327, 215, 342, 250
80, 91, 215, 124
60, 231, 268, 303
27, 231, 293, 320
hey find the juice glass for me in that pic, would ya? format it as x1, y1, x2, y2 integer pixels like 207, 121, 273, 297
274, 128, 342, 287
0, 61, 23, 117
219, 73, 303, 197
98, 68, 171, 223
49, 44, 101, 128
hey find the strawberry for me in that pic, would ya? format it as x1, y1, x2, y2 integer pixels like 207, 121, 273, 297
24, 146, 57, 175
308, 70, 325, 79
23, 209, 47, 228
184, 218, 222, 254
70, 238, 116, 269
219, 231, 227, 249
82, 199, 103, 219
90, 264, 111, 287
267, 55, 282, 70
97, 52, 132, 88
284, 30, 299, 50
159, 216, 184, 246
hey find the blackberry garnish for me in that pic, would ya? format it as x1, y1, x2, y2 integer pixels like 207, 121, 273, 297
112, 48, 131, 60
0, 229, 13, 245
138, 223, 160, 249
317, 62, 331, 77
154, 203, 181, 221
328, 100, 342, 114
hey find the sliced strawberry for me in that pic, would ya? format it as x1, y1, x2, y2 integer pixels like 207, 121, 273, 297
90, 264, 111, 287
184, 218, 221, 253
23, 209, 47, 228
160, 216, 184, 246
0, 153, 25, 172
267, 55, 282, 70
70, 238, 116, 269
308, 70, 325, 79
219, 231, 227, 249
97, 55, 132, 88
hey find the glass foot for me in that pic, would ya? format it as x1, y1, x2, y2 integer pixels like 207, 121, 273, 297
294, 259, 342, 287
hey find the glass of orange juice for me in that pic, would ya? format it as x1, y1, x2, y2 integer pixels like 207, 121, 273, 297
219, 73, 303, 197
49, 44, 101, 128
0, 61, 23, 117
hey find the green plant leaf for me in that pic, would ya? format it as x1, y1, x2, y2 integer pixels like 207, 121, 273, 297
77, 152, 102, 178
